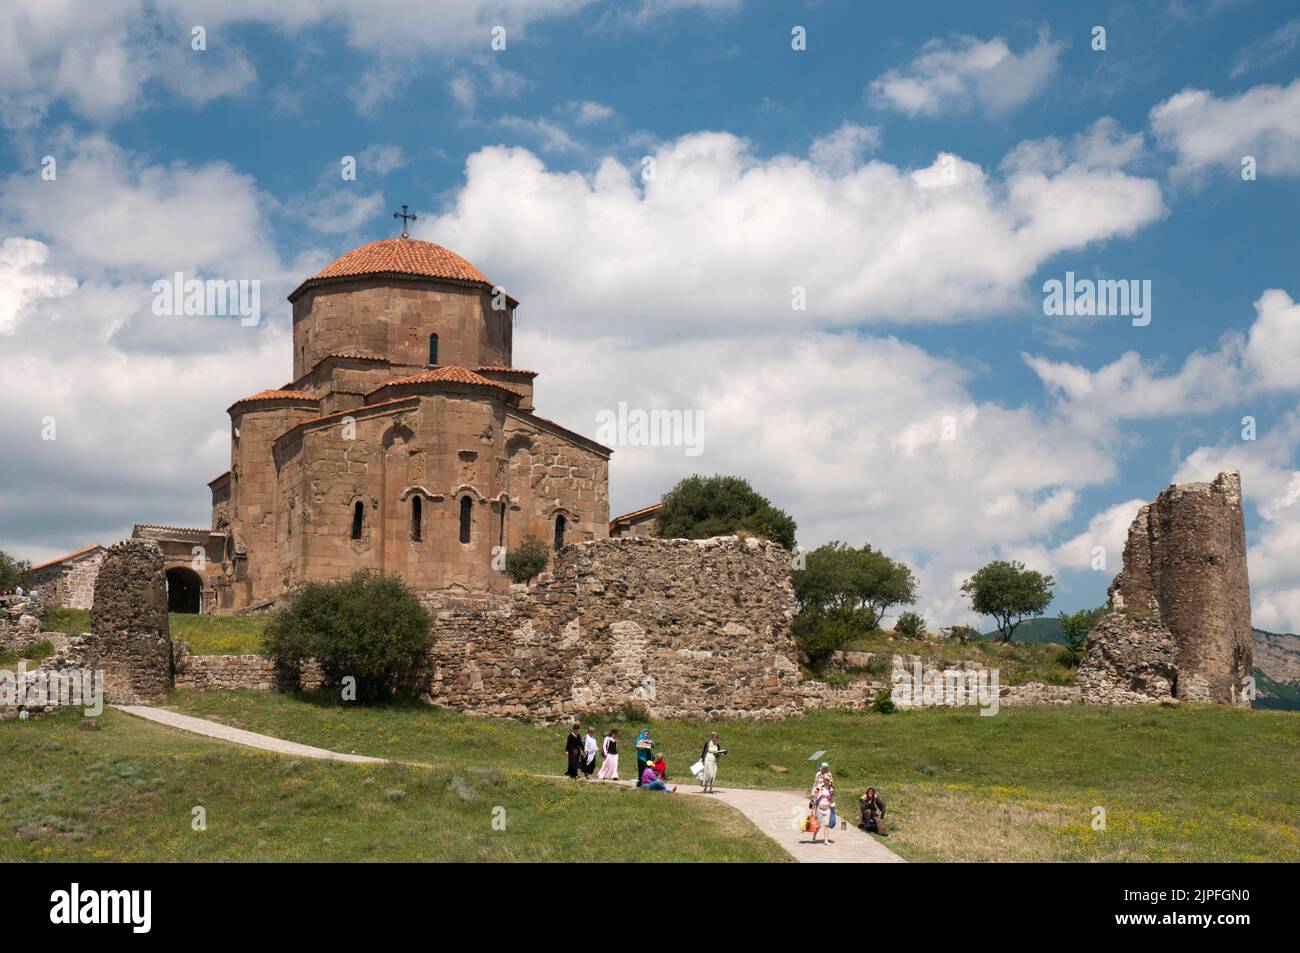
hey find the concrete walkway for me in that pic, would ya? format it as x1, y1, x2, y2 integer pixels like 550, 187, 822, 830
114, 704, 386, 764
116, 705, 904, 863
619, 778, 905, 863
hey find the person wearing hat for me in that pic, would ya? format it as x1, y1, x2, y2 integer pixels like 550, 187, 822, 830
811, 762, 835, 803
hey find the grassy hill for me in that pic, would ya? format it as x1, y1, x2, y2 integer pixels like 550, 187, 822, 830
160, 689, 1300, 862
0, 706, 786, 862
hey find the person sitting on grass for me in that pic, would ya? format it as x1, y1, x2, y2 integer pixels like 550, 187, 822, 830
640, 764, 676, 793
652, 753, 669, 781
859, 787, 887, 836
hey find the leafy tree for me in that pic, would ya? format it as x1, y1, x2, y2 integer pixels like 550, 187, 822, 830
792, 541, 917, 665
894, 611, 927, 638
265, 572, 433, 702
794, 542, 917, 629
1058, 606, 1106, 667
960, 560, 1055, 643
0, 550, 32, 590
505, 535, 551, 583
656, 475, 797, 550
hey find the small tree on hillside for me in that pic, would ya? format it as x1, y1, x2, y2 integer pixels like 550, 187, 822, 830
960, 560, 1054, 643
792, 541, 918, 665
0, 550, 32, 591
655, 475, 797, 550
1058, 606, 1106, 667
894, 611, 927, 638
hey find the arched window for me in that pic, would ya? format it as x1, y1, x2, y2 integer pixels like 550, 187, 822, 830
428, 333, 439, 366
554, 514, 566, 552
411, 496, 422, 542
351, 501, 364, 540
459, 496, 473, 544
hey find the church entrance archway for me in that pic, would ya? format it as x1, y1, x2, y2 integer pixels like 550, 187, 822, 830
165, 567, 203, 614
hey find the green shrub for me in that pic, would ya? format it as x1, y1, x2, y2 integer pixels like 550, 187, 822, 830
943, 624, 981, 645
264, 572, 433, 703
873, 685, 895, 714
793, 608, 870, 669
656, 474, 797, 550
894, 611, 926, 638
505, 535, 551, 583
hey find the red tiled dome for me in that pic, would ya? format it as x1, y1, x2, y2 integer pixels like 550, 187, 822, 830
290, 238, 491, 301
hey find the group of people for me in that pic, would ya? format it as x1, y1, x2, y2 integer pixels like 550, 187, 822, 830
563, 725, 728, 795
563, 726, 888, 841
803, 762, 888, 844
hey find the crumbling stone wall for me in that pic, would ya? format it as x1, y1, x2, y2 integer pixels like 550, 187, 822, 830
0, 594, 49, 655
1080, 472, 1253, 706
87, 540, 174, 704
426, 535, 802, 721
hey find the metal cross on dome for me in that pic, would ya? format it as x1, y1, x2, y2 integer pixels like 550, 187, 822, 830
393, 204, 417, 238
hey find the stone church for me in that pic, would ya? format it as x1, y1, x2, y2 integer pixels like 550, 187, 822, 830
196, 235, 611, 612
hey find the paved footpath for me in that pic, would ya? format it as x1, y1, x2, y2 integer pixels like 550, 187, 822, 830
619, 779, 905, 863
115, 704, 386, 764
116, 704, 904, 863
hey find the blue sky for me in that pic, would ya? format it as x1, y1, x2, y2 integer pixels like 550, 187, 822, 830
1, 0, 1298, 630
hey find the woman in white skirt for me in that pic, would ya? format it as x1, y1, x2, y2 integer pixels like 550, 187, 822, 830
698, 731, 725, 793
596, 728, 620, 780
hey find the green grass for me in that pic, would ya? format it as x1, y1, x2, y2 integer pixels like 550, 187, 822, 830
169, 614, 267, 654
165, 689, 1300, 862
41, 606, 89, 636
841, 630, 1076, 685
0, 707, 787, 862
40, 607, 267, 655
0, 638, 55, 667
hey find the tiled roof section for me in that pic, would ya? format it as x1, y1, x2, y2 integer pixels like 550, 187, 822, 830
322, 350, 386, 362
133, 524, 213, 538
309, 238, 489, 286
208, 470, 231, 486
228, 390, 316, 412
29, 544, 105, 573
478, 366, 539, 377
611, 502, 663, 524
367, 365, 520, 400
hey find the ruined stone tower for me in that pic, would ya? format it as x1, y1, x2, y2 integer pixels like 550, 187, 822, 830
1080, 471, 1253, 706
87, 539, 174, 704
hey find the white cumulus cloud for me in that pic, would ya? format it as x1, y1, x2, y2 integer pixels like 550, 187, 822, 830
869, 32, 1063, 117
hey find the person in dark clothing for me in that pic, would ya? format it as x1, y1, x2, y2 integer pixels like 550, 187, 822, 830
859, 787, 887, 835
564, 724, 583, 779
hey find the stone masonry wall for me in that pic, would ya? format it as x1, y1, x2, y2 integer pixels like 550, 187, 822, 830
426, 535, 802, 721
